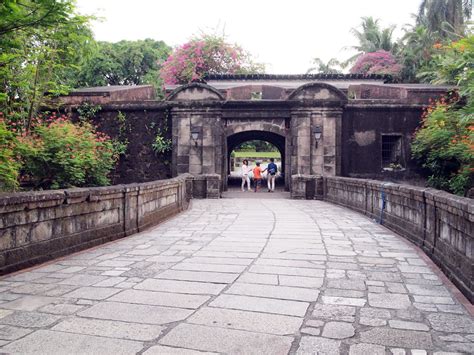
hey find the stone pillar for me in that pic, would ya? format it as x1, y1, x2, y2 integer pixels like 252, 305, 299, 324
291, 107, 341, 177
291, 174, 324, 199
319, 107, 343, 176
168, 83, 225, 180
290, 108, 312, 176
171, 105, 224, 177
171, 107, 191, 176
287, 83, 347, 181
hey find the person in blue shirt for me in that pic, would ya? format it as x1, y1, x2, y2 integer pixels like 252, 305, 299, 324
266, 158, 278, 192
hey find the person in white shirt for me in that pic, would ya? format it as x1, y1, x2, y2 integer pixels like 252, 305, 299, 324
241, 159, 251, 191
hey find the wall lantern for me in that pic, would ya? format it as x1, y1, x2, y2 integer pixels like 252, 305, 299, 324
313, 126, 322, 148
191, 127, 202, 146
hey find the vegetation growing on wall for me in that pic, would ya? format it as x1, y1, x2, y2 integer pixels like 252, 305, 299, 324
150, 114, 172, 156
77, 102, 102, 122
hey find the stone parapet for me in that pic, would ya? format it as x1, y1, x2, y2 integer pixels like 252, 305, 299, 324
0, 174, 193, 274
324, 176, 473, 302
291, 175, 324, 200
192, 174, 221, 199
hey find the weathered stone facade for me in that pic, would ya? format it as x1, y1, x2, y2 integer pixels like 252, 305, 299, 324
61, 75, 451, 190
167, 82, 348, 190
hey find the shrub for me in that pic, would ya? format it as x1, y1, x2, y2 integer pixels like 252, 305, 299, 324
350, 50, 402, 77
17, 115, 121, 189
160, 34, 264, 85
0, 115, 20, 191
412, 96, 473, 195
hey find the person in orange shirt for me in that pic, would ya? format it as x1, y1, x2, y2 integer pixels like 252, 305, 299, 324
252, 162, 267, 192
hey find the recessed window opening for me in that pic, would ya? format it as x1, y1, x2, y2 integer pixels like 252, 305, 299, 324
381, 134, 403, 168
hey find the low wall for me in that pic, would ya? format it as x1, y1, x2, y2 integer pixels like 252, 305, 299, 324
325, 176, 473, 303
192, 174, 221, 199
0, 174, 193, 274
291, 175, 323, 200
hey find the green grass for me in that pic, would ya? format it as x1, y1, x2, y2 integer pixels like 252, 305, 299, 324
233, 151, 280, 158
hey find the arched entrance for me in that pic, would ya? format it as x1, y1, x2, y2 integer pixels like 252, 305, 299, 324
167, 81, 347, 193
226, 130, 287, 190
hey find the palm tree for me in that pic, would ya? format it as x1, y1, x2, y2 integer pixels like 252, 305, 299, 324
417, 0, 472, 37
397, 24, 438, 81
306, 58, 342, 74
344, 17, 398, 65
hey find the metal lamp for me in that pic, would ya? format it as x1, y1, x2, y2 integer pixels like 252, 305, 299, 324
313, 126, 322, 148
191, 127, 201, 146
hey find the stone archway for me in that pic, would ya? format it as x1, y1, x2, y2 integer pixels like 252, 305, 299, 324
167, 81, 347, 192
226, 130, 287, 190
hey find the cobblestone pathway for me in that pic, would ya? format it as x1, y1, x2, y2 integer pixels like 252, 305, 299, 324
0, 199, 472, 354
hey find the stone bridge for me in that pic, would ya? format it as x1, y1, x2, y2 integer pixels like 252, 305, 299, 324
0, 176, 472, 354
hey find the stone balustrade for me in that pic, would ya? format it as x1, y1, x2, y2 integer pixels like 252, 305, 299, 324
324, 176, 473, 303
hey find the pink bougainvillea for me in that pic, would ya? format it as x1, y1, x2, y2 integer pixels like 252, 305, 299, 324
160, 34, 263, 85
350, 50, 402, 77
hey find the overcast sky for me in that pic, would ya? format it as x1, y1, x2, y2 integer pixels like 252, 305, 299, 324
76, 0, 421, 74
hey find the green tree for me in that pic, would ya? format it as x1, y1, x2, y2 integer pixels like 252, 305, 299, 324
0, 0, 93, 129
345, 17, 398, 65
306, 58, 342, 74
417, 0, 472, 37
0, 0, 77, 36
75, 39, 171, 96
397, 23, 438, 82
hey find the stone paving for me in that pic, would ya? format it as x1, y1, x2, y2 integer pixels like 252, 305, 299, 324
0, 198, 472, 354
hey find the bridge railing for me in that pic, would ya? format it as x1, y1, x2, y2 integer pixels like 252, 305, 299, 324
0, 174, 194, 275
324, 176, 473, 303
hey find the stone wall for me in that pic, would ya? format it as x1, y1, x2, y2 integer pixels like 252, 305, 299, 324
324, 176, 473, 302
0, 174, 193, 275
59, 85, 156, 106
74, 102, 172, 184
348, 84, 450, 104
341, 103, 424, 178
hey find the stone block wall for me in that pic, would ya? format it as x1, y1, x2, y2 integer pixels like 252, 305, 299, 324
341, 103, 424, 178
192, 174, 221, 199
324, 176, 473, 302
0, 174, 192, 274
291, 175, 324, 200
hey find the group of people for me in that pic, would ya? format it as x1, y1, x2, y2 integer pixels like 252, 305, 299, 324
241, 158, 278, 193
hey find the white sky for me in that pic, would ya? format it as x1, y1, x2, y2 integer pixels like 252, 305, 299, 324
76, 0, 421, 74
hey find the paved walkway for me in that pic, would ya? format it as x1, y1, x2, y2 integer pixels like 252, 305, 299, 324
0, 199, 472, 354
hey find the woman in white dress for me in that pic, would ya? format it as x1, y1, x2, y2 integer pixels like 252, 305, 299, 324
241, 159, 251, 191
